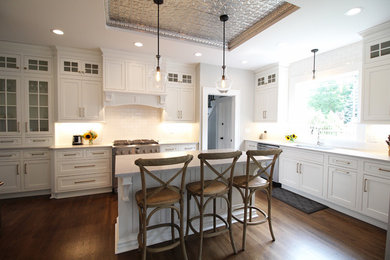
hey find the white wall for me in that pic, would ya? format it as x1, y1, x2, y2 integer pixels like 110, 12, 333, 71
198, 63, 254, 149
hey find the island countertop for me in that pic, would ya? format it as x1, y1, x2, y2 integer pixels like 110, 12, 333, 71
115, 149, 270, 177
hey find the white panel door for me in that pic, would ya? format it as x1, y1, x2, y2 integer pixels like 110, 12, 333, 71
300, 161, 324, 197
165, 86, 179, 121
362, 175, 390, 222
279, 157, 299, 189
327, 167, 357, 209
0, 161, 21, 193
180, 87, 194, 121
126, 62, 145, 92
23, 160, 50, 191
103, 59, 125, 91
81, 80, 102, 120
363, 63, 390, 121
59, 78, 81, 120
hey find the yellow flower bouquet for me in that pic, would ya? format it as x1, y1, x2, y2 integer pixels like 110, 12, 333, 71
83, 130, 98, 144
285, 134, 297, 142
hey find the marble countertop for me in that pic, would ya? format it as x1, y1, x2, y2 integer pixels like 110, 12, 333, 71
246, 139, 390, 162
115, 149, 271, 177
49, 144, 113, 149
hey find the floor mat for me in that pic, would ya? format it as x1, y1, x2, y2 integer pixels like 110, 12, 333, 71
271, 187, 328, 214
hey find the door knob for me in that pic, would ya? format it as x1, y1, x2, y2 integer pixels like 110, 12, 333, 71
220, 137, 224, 140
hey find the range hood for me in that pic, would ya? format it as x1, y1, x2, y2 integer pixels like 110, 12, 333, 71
104, 91, 166, 109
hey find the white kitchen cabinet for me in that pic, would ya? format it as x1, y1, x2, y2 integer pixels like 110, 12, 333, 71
0, 149, 50, 197
160, 143, 197, 152
254, 64, 288, 123
103, 58, 126, 91
328, 166, 357, 209
51, 147, 112, 198
164, 86, 194, 121
58, 78, 103, 121
362, 174, 390, 222
360, 22, 390, 123
279, 148, 324, 198
245, 140, 258, 151
0, 53, 21, 72
0, 76, 21, 136
126, 62, 146, 93
59, 57, 101, 78
23, 55, 52, 75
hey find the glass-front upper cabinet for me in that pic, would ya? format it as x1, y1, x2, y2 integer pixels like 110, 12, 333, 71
0, 77, 20, 135
23, 56, 52, 74
26, 79, 50, 134
0, 54, 21, 72
60, 58, 101, 77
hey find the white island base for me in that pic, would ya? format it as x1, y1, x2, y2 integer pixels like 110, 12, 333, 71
114, 150, 269, 254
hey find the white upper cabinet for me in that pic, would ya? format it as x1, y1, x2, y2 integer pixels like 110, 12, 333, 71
0, 53, 21, 72
360, 21, 390, 123
23, 56, 52, 75
103, 58, 126, 92
125, 62, 146, 93
253, 64, 288, 123
56, 47, 103, 122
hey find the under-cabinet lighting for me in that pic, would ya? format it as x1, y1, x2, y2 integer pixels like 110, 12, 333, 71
51, 29, 64, 35
344, 7, 362, 16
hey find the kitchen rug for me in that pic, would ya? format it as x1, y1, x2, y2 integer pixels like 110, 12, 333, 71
271, 187, 328, 214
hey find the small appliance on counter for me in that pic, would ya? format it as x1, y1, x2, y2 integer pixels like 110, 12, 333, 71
72, 135, 83, 145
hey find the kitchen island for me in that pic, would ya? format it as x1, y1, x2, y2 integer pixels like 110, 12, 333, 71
114, 149, 271, 254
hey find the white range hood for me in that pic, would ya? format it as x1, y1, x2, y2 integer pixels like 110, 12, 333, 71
104, 91, 166, 109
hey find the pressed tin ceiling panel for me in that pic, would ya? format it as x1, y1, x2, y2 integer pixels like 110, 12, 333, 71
105, 0, 299, 49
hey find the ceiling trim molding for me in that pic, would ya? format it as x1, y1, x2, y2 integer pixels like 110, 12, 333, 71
228, 3, 299, 50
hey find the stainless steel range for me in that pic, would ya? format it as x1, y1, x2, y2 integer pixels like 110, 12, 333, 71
112, 139, 160, 192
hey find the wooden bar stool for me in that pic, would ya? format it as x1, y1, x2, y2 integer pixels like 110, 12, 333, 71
232, 149, 282, 251
186, 151, 242, 260
135, 154, 193, 260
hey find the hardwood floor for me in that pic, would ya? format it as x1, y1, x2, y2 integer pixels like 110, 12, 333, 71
0, 191, 386, 260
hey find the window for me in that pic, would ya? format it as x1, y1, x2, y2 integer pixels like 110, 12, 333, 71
292, 71, 359, 138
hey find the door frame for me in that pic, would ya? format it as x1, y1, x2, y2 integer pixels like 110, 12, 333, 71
201, 87, 240, 150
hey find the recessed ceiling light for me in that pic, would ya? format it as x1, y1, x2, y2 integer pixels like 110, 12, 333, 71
134, 42, 143, 47
51, 29, 64, 35
241, 60, 248, 64
194, 52, 202, 57
345, 7, 362, 16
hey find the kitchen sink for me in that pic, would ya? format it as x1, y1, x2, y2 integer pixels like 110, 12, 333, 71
292, 143, 334, 150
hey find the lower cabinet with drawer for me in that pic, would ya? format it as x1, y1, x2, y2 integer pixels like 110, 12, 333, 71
0, 149, 50, 198
51, 147, 112, 198
160, 143, 198, 152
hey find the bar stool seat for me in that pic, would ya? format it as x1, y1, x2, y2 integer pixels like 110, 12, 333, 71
135, 186, 181, 206
186, 180, 227, 196
232, 175, 268, 189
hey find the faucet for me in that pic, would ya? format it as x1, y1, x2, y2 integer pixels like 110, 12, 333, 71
316, 130, 322, 146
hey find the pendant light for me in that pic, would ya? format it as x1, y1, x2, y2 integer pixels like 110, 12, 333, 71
311, 48, 318, 80
216, 14, 232, 93
153, 0, 164, 87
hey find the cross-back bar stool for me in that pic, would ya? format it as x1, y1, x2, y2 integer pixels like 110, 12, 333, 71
232, 149, 282, 250
186, 150, 242, 260
135, 154, 193, 260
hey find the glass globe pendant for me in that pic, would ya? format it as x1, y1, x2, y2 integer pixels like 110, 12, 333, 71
216, 14, 232, 93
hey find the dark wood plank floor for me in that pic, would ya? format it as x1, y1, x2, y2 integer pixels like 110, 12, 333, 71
0, 191, 386, 260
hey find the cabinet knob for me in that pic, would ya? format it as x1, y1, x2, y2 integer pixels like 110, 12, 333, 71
24, 67, 27, 70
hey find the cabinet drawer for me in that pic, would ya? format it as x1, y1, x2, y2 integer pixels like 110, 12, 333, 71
328, 155, 358, 170
56, 150, 84, 160
23, 150, 50, 159
0, 150, 21, 160
85, 148, 111, 159
0, 138, 22, 146
364, 161, 390, 177
181, 144, 197, 151
56, 173, 110, 192
24, 137, 53, 147
160, 145, 177, 152
57, 159, 110, 176
282, 148, 324, 164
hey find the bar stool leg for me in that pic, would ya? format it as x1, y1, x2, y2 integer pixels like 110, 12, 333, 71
242, 188, 249, 251
180, 199, 189, 260
186, 193, 191, 238
267, 188, 275, 241
142, 209, 147, 260
171, 208, 175, 243
228, 189, 237, 254
213, 198, 216, 232
198, 205, 204, 260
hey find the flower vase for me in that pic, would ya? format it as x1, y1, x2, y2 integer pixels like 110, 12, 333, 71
89, 139, 93, 145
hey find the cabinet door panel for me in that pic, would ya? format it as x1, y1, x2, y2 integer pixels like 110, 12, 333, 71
164, 86, 179, 121
362, 175, 390, 222
180, 88, 194, 121
328, 167, 357, 209
23, 160, 50, 191
81, 81, 102, 120
279, 157, 299, 189
126, 62, 145, 92
104, 59, 125, 91
300, 161, 323, 197
0, 161, 21, 193
59, 78, 81, 120
0, 76, 21, 136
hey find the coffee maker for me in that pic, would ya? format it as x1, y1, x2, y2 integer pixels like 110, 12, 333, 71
72, 135, 83, 145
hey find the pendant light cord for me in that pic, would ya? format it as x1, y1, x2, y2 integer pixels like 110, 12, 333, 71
312, 51, 316, 79
222, 19, 226, 78
156, 2, 160, 68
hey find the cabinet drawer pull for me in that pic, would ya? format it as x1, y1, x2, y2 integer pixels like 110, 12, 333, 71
25, 122, 28, 132
17, 122, 20, 133
364, 179, 368, 192
17, 164, 19, 175
378, 168, 390, 173
32, 153, 45, 156
0, 154, 13, 157
32, 139, 46, 142
166, 148, 174, 151
74, 164, 95, 168
299, 163, 302, 174
335, 160, 351, 165
24, 163, 27, 174
0, 140, 14, 143
74, 179, 96, 184
335, 169, 350, 175
64, 153, 77, 156
296, 163, 299, 173
92, 152, 105, 155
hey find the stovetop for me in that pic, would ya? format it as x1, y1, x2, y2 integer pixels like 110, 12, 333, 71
113, 139, 159, 146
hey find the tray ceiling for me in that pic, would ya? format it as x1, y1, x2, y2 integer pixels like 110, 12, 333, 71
105, 0, 299, 49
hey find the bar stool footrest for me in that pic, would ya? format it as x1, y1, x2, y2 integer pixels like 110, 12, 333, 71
188, 213, 230, 238
232, 205, 268, 225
